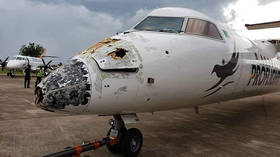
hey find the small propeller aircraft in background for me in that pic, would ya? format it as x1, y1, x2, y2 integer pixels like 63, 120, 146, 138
1, 49, 57, 76
35, 7, 280, 157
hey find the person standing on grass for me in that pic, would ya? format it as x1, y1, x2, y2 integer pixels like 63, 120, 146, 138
35, 67, 43, 87
24, 65, 31, 88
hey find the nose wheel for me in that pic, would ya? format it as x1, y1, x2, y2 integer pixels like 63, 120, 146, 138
107, 115, 143, 157
121, 128, 143, 156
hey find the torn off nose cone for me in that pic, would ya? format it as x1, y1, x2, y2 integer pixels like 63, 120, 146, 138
37, 59, 91, 112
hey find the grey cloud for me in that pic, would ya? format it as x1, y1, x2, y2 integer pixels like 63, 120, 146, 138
0, 0, 124, 59
1, 0, 239, 60
32, 0, 237, 21
225, 9, 237, 22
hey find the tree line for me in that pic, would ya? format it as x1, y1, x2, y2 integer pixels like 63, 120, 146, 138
19, 42, 44, 57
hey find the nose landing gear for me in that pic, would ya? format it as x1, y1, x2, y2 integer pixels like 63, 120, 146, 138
42, 114, 143, 157
107, 115, 143, 157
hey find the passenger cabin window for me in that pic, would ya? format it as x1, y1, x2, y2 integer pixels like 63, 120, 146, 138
33, 58, 40, 62
185, 18, 222, 40
17, 57, 27, 60
134, 16, 184, 33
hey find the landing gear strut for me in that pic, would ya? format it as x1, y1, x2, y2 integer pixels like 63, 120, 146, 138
107, 115, 143, 157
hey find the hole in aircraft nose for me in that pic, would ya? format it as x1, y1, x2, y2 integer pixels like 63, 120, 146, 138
107, 48, 128, 59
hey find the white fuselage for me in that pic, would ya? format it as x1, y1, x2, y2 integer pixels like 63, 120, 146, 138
6, 55, 44, 70
37, 7, 280, 115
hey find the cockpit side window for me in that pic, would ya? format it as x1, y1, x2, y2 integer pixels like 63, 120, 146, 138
18, 57, 25, 60
134, 16, 184, 33
185, 18, 223, 40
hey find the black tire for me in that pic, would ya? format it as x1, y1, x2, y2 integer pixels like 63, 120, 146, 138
107, 142, 121, 154
121, 128, 143, 157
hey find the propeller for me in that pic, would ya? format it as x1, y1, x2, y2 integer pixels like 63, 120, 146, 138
41, 58, 54, 75
27, 58, 30, 66
0, 57, 9, 71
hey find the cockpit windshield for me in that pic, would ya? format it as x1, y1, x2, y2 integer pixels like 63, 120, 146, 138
11, 56, 26, 60
134, 16, 184, 33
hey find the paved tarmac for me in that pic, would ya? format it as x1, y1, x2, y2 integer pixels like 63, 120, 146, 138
1, 76, 280, 157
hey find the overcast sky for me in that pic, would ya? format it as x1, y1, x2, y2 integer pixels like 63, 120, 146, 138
0, 0, 279, 60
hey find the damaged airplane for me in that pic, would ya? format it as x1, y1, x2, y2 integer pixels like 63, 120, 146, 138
36, 7, 280, 157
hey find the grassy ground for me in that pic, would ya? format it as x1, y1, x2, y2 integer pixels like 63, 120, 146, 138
0, 69, 24, 75
0, 69, 38, 76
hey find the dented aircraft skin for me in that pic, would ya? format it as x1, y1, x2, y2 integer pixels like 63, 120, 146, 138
37, 7, 280, 115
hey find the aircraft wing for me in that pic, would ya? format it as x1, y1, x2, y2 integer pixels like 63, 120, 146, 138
43, 56, 59, 58
245, 21, 280, 30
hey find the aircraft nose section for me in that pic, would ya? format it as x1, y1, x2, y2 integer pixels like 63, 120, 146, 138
6, 61, 14, 69
35, 59, 91, 113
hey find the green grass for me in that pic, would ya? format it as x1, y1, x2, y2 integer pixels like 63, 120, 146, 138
0, 69, 36, 75
0, 69, 23, 74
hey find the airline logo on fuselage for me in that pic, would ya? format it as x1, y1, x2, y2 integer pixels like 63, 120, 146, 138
247, 56, 280, 86
205, 52, 239, 97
